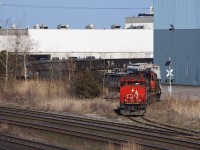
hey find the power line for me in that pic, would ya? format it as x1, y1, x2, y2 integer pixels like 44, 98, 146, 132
3, 3, 149, 10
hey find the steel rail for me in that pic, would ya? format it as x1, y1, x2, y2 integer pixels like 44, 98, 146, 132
0, 147, 8, 150
129, 117, 200, 138
0, 117, 128, 145
0, 106, 191, 136
0, 110, 192, 145
0, 109, 186, 138
0, 107, 200, 149
0, 134, 68, 150
0, 117, 171, 150
0, 117, 170, 150
141, 116, 200, 135
0, 118, 173, 150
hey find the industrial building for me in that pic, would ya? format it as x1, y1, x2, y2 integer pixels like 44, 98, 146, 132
0, 6, 154, 61
28, 29, 153, 60
125, 16, 153, 30
0, 23, 153, 60
29, 14, 153, 60
125, 6, 154, 30
154, 0, 200, 86
1, 2, 199, 86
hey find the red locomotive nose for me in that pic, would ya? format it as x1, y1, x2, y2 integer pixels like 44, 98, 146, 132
119, 64, 162, 116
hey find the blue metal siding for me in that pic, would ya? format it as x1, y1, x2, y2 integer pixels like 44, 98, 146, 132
154, 0, 200, 29
154, 30, 200, 85
154, 0, 200, 85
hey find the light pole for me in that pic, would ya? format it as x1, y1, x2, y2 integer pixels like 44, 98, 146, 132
165, 24, 175, 99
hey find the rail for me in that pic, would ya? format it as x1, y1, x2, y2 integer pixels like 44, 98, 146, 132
0, 106, 200, 149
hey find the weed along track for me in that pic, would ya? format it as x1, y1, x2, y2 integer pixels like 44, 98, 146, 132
0, 107, 200, 149
0, 134, 67, 150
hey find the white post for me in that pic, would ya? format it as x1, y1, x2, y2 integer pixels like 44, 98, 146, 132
169, 57, 172, 99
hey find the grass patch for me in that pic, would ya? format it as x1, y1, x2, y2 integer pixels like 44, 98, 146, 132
107, 141, 141, 150
0, 123, 9, 134
35, 98, 118, 116
146, 98, 200, 130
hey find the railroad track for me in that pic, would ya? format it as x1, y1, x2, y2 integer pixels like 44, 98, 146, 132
0, 107, 166, 150
0, 133, 68, 150
0, 107, 200, 149
128, 116, 200, 138
0, 106, 193, 137
141, 116, 200, 136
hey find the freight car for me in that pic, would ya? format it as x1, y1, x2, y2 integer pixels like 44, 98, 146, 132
119, 64, 161, 116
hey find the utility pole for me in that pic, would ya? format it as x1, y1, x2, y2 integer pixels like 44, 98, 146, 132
168, 57, 172, 98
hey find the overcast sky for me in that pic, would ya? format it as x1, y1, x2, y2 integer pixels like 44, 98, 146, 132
0, 0, 153, 29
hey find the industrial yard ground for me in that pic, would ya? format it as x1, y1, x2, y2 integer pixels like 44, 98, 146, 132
0, 81, 199, 131
161, 84, 200, 101
0, 81, 199, 149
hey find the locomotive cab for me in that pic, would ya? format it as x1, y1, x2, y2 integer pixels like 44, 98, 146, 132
119, 76, 147, 116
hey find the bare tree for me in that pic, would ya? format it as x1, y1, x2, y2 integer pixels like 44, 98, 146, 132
18, 34, 34, 81
0, 18, 36, 89
0, 18, 16, 90
67, 54, 75, 81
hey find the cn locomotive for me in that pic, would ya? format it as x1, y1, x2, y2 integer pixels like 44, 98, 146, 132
119, 63, 162, 115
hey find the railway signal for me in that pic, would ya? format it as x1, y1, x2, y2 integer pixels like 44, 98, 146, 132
165, 57, 174, 99
166, 69, 173, 78
165, 79, 175, 82
165, 68, 175, 82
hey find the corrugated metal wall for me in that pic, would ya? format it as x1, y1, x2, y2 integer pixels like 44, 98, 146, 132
154, 30, 200, 85
154, 0, 200, 86
154, 0, 200, 29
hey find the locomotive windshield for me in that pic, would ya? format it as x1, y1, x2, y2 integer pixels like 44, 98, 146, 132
127, 68, 138, 74
120, 78, 145, 86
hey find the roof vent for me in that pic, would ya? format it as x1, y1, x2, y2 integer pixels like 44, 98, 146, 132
57, 24, 70, 29
11, 24, 17, 29
33, 24, 48, 29
85, 24, 95, 29
138, 13, 153, 17
43, 26, 48, 29
111, 24, 121, 29
34, 24, 40, 29
127, 25, 144, 29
